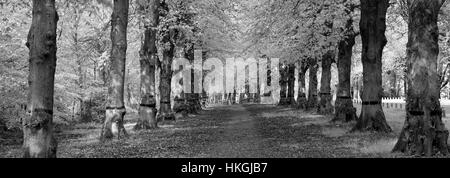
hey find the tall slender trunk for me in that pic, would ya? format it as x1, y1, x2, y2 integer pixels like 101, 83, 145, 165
23, 0, 58, 158
101, 0, 129, 140
135, 0, 159, 130
256, 58, 261, 103
279, 63, 288, 105
307, 59, 318, 109
318, 52, 334, 114
158, 48, 175, 120
156, 0, 175, 121
187, 46, 201, 114
172, 46, 189, 116
333, 4, 358, 122
387, 70, 398, 97
287, 63, 296, 105
297, 61, 308, 109
353, 0, 391, 132
393, 0, 449, 156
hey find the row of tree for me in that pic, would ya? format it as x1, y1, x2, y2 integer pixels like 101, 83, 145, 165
251, 0, 449, 156
21, 0, 236, 158
16, 0, 450, 157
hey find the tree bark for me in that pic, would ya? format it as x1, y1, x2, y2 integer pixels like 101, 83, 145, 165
157, 1, 176, 121
353, 0, 392, 133
387, 70, 398, 97
158, 47, 175, 121
287, 63, 296, 105
297, 61, 308, 109
318, 52, 334, 115
278, 63, 289, 105
101, 0, 129, 140
172, 46, 190, 117
187, 46, 201, 114
393, 0, 449, 156
135, 0, 159, 130
79, 98, 93, 123
23, 0, 58, 158
333, 5, 358, 122
307, 59, 318, 110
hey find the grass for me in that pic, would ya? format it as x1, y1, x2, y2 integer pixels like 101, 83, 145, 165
252, 104, 449, 157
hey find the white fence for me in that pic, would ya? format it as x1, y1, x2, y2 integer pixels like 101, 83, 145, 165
352, 97, 450, 107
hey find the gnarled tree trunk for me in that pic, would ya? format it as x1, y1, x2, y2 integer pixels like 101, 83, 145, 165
101, 0, 129, 140
307, 59, 318, 110
318, 52, 334, 115
353, 0, 391, 133
393, 0, 449, 156
333, 4, 358, 122
135, 0, 159, 130
23, 0, 58, 158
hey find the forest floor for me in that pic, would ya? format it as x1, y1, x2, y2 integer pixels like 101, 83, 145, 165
1, 104, 450, 158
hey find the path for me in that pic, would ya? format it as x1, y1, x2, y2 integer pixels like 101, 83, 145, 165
202, 105, 265, 157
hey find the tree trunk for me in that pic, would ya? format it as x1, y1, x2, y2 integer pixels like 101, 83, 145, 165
23, 0, 58, 158
318, 52, 334, 115
135, 0, 159, 130
393, 0, 449, 156
279, 63, 289, 105
353, 0, 391, 133
187, 46, 201, 114
158, 48, 175, 121
333, 6, 358, 122
172, 46, 190, 116
101, 0, 129, 141
156, 1, 175, 121
80, 98, 93, 123
387, 70, 398, 97
307, 59, 319, 110
287, 63, 296, 105
297, 61, 308, 109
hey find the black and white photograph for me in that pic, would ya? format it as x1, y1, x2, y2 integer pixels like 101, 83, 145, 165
1, 0, 450, 169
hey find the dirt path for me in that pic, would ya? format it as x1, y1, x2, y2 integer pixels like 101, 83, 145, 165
193, 104, 363, 158
201, 105, 265, 158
